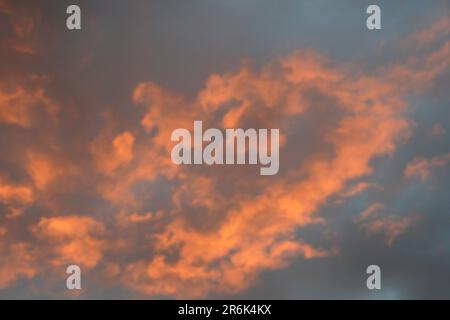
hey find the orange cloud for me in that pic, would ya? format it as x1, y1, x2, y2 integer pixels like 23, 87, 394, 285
404, 152, 450, 181
0, 178, 33, 205
338, 182, 383, 201
356, 203, 386, 221
0, 242, 37, 289
26, 151, 60, 189
0, 85, 58, 127
32, 216, 106, 269
355, 203, 419, 246
0, 0, 42, 54
402, 16, 449, 48
117, 49, 420, 296
110, 19, 449, 295
0, 13, 448, 298
92, 131, 135, 175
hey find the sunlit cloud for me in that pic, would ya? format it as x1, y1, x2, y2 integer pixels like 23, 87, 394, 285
0, 1, 449, 299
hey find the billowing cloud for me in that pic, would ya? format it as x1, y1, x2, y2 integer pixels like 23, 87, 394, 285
32, 216, 106, 269
92, 131, 135, 175
115, 23, 447, 296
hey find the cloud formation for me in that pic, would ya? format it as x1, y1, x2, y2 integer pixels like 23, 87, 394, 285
0, 1, 449, 298
404, 152, 450, 181
354, 203, 420, 246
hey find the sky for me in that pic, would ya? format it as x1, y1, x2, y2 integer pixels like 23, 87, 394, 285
0, 0, 449, 299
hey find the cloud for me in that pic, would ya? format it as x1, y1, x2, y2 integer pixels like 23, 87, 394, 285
404, 152, 450, 181
402, 16, 449, 48
32, 216, 106, 269
0, 0, 42, 55
337, 182, 383, 201
354, 203, 420, 246
0, 178, 33, 205
92, 131, 135, 175
0, 243, 37, 289
0, 85, 58, 127
0, 4, 448, 298
117, 33, 449, 296
26, 151, 61, 189
429, 123, 446, 137
123, 21, 448, 294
